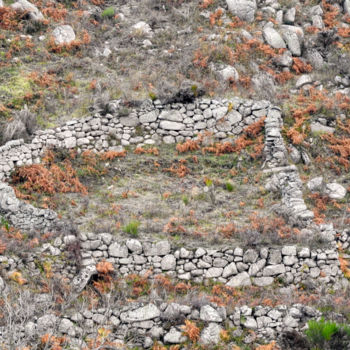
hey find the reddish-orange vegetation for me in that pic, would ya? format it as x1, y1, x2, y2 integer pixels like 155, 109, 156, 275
209, 8, 223, 27
0, 240, 6, 254
292, 57, 313, 74
28, 71, 57, 89
11, 150, 87, 197
339, 256, 350, 278
163, 162, 190, 178
219, 222, 236, 238
47, 30, 91, 53
322, 0, 339, 28
199, 0, 214, 9
134, 147, 159, 156
163, 217, 187, 235
42, 2, 67, 22
96, 260, 114, 274
41, 334, 67, 350
0, 7, 25, 30
100, 150, 127, 160
176, 139, 200, 153
94, 260, 115, 294
182, 320, 200, 343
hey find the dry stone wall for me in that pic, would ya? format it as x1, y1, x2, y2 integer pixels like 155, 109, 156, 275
68, 230, 348, 294
0, 97, 271, 181
1, 229, 349, 348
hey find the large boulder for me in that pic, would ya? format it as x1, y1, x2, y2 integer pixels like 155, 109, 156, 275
263, 27, 286, 49
52, 25, 76, 45
325, 183, 347, 199
11, 0, 44, 21
226, 0, 257, 22
120, 304, 160, 322
200, 323, 222, 346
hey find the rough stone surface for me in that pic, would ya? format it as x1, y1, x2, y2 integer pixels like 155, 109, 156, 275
120, 304, 160, 322
226, 0, 257, 22
200, 323, 222, 346
11, 0, 44, 21
52, 25, 76, 45
226, 272, 251, 287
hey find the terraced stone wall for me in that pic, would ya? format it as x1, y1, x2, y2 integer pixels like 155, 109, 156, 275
0, 97, 273, 181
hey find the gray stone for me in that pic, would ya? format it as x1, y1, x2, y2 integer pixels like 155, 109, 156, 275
281, 25, 303, 56
159, 110, 183, 122
242, 316, 257, 329
11, 0, 44, 21
164, 327, 187, 344
243, 249, 259, 263
325, 183, 346, 200
163, 303, 182, 320
345, 0, 350, 16
222, 262, 238, 278
144, 241, 171, 256
0, 276, 5, 292
205, 267, 223, 278
126, 239, 142, 254
226, 272, 251, 287
283, 315, 299, 327
120, 115, 139, 127
248, 259, 266, 276
307, 177, 323, 192
140, 110, 158, 123
132, 21, 153, 37
253, 277, 274, 287
161, 254, 176, 270
310, 122, 335, 134
217, 65, 239, 82
296, 75, 312, 88
284, 8, 296, 24
37, 314, 57, 334
109, 243, 128, 258
59, 318, 74, 334
305, 49, 324, 70
159, 120, 185, 130
226, 0, 257, 22
120, 304, 160, 322
263, 264, 286, 276
64, 137, 76, 149
263, 27, 286, 49
52, 25, 76, 45
200, 323, 222, 346
268, 250, 282, 264
282, 246, 297, 256
200, 305, 223, 322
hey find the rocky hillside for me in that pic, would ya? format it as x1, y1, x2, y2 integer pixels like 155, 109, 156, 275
0, 0, 350, 349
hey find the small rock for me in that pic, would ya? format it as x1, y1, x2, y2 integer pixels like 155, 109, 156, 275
52, 25, 76, 45
200, 305, 223, 322
200, 323, 222, 346
120, 304, 160, 322
325, 183, 347, 200
296, 75, 313, 89
226, 272, 251, 287
161, 254, 176, 270
226, 0, 257, 22
11, 0, 44, 21
132, 21, 153, 37
164, 327, 187, 344
263, 27, 286, 49
307, 176, 323, 192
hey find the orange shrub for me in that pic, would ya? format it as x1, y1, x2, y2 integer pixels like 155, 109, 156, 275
182, 320, 200, 343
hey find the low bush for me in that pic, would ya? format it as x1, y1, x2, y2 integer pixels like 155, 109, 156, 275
305, 318, 350, 350
122, 220, 140, 236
